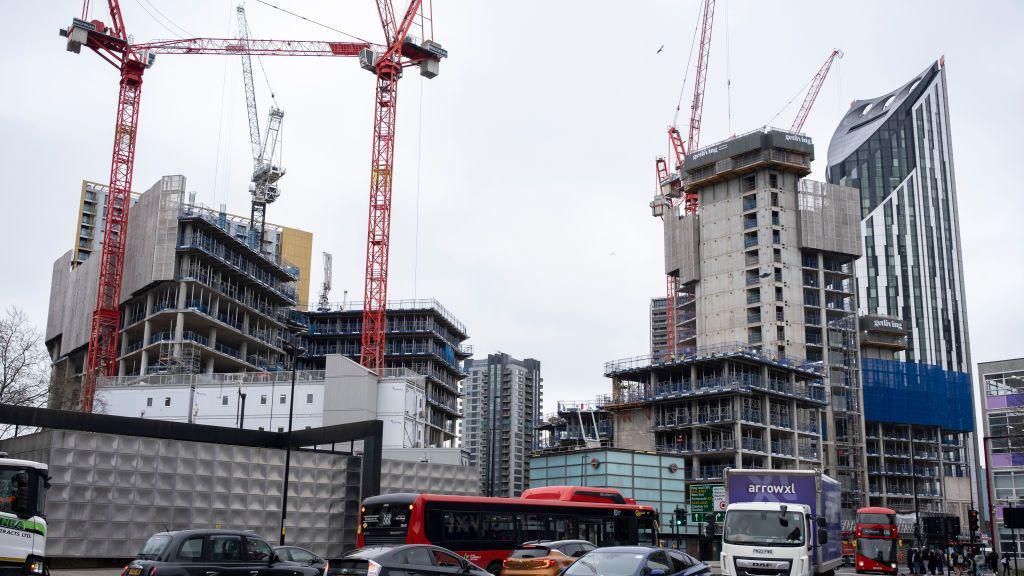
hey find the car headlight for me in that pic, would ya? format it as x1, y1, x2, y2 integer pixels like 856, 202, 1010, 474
27, 560, 45, 575
891, 563, 897, 569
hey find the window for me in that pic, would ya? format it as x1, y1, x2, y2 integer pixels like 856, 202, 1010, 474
209, 535, 244, 562
221, 396, 229, 406
146, 397, 153, 407
646, 552, 671, 572
245, 538, 274, 562
306, 393, 314, 404
277, 427, 284, 433
669, 550, 695, 572
260, 395, 267, 405
396, 547, 434, 566
176, 536, 204, 562
742, 175, 756, 191
482, 514, 516, 543
164, 397, 171, 407
771, 192, 780, 207
280, 394, 287, 404
258, 427, 265, 431
433, 550, 463, 568
769, 173, 779, 188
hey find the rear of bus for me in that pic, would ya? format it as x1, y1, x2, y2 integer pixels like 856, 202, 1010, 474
358, 494, 422, 547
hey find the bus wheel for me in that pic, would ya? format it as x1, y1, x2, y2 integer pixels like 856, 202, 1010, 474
487, 561, 503, 576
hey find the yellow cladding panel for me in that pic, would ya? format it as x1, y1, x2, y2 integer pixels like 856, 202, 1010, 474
280, 226, 313, 308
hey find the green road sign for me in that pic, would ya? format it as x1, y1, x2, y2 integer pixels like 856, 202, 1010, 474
690, 511, 725, 524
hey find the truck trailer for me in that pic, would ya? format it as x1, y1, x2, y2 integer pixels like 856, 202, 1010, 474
720, 469, 841, 576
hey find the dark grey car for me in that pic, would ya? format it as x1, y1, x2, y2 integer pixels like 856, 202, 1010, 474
331, 545, 493, 576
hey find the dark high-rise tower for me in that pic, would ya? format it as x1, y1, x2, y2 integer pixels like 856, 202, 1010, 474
827, 59, 976, 526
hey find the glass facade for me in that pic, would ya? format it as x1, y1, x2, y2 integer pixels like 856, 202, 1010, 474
529, 449, 688, 533
827, 62, 969, 374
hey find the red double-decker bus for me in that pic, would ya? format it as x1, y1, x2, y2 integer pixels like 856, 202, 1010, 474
855, 506, 900, 574
356, 487, 659, 575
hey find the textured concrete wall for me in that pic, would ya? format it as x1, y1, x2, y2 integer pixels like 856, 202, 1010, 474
121, 176, 182, 300
797, 180, 862, 258
0, 429, 478, 560
663, 212, 700, 283
611, 407, 654, 451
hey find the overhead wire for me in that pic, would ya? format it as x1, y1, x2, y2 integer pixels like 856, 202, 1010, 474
671, 1, 705, 129
724, 0, 732, 134
240, 5, 279, 106
212, 3, 234, 208
137, 0, 194, 37
130, 0, 183, 38
253, 0, 375, 44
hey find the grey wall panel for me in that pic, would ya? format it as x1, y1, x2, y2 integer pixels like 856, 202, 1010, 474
663, 213, 700, 283
797, 180, 862, 258
121, 176, 184, 300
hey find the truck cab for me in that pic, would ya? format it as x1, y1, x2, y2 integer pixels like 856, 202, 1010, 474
720, 502, 822, 576
0, 457, 49, 576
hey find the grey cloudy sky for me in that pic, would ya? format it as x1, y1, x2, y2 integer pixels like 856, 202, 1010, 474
2, 1, 1022, 414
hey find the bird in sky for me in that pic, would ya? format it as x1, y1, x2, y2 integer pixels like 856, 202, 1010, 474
657, 44, 665, 54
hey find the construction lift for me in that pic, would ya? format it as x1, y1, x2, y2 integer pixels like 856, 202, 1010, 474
61, 0, 445, 410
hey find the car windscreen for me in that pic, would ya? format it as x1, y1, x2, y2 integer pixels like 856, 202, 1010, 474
858, 513, 895, 526
510, 547, 551, 559
724, 510, 806, 547
137, 534, 172, 560
564, 551, 645, 576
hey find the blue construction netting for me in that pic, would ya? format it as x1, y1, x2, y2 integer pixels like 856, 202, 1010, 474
861, 358, 974, 431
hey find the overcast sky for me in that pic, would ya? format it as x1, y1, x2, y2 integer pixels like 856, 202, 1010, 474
2, 1, 1022, 415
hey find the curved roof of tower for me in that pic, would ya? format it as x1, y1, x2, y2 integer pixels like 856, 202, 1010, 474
826, 60, 940, 171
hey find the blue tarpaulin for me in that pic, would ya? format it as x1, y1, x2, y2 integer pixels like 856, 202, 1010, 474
861, 358, 974, 432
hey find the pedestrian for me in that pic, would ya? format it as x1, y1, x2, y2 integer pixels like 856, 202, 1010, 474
1001, 554, 1011, 576
991, 551, 1000, 574
910, 547, 920, 576
955, 549, 966, 576
929, 548, 938, 575
938, 550, 945, 575
975, 548, 987, 576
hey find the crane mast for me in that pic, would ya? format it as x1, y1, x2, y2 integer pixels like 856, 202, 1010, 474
791, 49, 843, 133
237, 5, 285, 254
318, 252, 333, 311
656, 0, 716, 361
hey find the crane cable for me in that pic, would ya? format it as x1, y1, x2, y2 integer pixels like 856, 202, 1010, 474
241, 3, 279, 107
253, 0, 374, 45
413, 75, 424, 300
763, 73, 816, 131
724, 0, 732, 135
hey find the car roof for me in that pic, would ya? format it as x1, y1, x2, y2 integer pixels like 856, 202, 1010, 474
520, 540, 592, 547
150, 529, 269, 539
589, 546, 656, 554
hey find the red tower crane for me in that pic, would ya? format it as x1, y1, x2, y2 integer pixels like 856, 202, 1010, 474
62, 1, 443, 410
656, 0, 716, 360
790, 49, 843, 133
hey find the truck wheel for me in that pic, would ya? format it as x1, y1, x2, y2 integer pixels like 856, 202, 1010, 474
487, 561, 503, 576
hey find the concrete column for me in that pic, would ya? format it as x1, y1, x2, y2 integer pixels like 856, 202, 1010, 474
211, 296, 220, 318
734, 395, 742, 468
145, 291, 154, 316
177, 281, 188, 309
765, 393, 773, 469
143, 319, 152, 345
139, 350, 149, 374
791, 398, 800, 467
208, 327, 217, 348
205, 356, 215, 374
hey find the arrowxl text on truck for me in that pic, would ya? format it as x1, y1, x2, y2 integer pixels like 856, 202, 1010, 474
720, 469, 842, 576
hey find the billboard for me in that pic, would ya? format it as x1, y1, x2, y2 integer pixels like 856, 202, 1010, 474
689, 484, 726, 523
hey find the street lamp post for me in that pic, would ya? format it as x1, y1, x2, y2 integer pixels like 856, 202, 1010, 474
279, 323, 305, 546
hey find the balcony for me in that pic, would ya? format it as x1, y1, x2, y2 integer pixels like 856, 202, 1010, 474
740, 409, 762, 423
771, 440, 794, 457
741, 437, 765, 452
746, 292, 761, 305
743, 216, 758, 230
747, 311, 762, 324
744, 234, 759, 248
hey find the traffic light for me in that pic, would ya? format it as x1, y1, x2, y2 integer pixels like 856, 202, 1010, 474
674, 508, 687, 527
969, 508, 980, 538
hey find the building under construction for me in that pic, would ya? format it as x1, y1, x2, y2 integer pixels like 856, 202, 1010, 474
606, 128, 868, 521
46, 175, 313, 406
534, 398, 614, 453
300, 300, 471, 449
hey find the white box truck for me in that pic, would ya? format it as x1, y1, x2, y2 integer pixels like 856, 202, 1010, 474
719, 469, 841, 576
